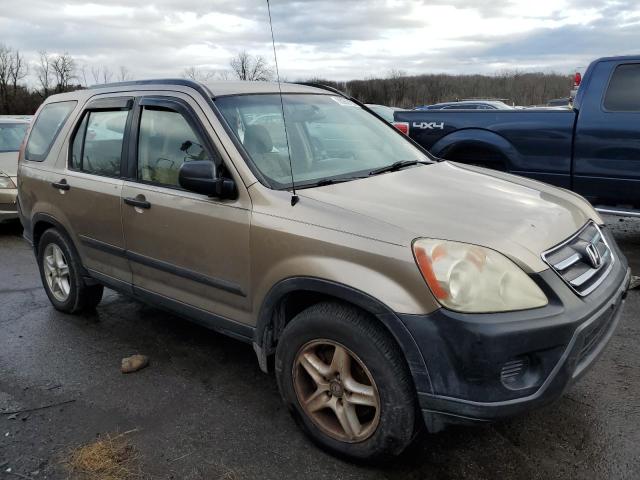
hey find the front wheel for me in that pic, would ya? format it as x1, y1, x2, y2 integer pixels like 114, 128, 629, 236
275, 302, 417, 460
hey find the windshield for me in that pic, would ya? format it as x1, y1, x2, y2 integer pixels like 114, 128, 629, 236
0, 123, 29, 152
215, 94, 429, 188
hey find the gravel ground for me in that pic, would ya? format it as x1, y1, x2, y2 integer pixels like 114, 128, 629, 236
1, 215, 639, 480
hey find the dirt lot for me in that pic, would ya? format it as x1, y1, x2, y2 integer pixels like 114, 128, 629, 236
1, 217, 639, 480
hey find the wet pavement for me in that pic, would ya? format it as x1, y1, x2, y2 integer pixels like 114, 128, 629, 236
1, 216, 639, 479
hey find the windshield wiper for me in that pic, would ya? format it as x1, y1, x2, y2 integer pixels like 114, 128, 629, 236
298, 176, 367, 189
368, 160, 425, 176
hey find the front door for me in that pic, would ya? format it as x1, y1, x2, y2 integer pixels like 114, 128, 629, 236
120, 94, 251, 325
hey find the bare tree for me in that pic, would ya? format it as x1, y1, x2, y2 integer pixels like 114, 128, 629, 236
183, 66, 233, 82
183, 66, 221, 82
101, 66, 112, 84
90, 65, 101, 84
387, 69, 408, 106
0, 44, 49, 114
229, 51, 273, 81
51, 53, 75, 91
217, 69, 232, 81
36, 51, 52, 96
9, 49, 27, 91
0, 45, 12, 110
78, 64, 89, 87
184, 66, 209, 82
117, 65, 132, 82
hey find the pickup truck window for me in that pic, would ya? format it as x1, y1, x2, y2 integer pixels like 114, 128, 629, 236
604, 64, 640, 112
216, 94, 428, 188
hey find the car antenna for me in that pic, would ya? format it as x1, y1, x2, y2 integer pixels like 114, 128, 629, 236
266, 0, 299, 206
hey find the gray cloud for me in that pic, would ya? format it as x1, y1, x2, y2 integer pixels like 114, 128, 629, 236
0, 0, 638, 84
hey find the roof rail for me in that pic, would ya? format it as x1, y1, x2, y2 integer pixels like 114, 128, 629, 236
295, 82, 350, 98
89, 78, 215, 99
89, 78, 199, 89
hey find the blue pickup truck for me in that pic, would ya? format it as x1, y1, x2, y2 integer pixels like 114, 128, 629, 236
393, 56, 640, 216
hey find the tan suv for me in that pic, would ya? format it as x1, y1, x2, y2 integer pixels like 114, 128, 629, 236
18, 80, 630, 460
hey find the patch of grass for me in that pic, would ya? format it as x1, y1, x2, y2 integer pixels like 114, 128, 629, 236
65, 430, 142, 480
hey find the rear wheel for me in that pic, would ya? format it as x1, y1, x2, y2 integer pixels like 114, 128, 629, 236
275, 302, 417, 460
37, 229, 103, 313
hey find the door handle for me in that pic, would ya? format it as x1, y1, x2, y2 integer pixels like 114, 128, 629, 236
51, 180, 70, 191
124, 196, 151, 209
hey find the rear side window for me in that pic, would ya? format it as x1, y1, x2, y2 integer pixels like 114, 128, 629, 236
604, 64, 640, 112
25, 101, 76, 161
71, 110, 128, 177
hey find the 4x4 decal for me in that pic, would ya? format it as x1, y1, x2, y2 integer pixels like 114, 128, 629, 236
413, 121, 444, 130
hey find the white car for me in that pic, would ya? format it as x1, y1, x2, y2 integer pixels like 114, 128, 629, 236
0, 117, 31, 222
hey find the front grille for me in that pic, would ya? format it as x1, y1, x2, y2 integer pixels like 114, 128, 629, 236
579, 312, 611, 361
576, 299, 621, 372
542, 222, 614, 296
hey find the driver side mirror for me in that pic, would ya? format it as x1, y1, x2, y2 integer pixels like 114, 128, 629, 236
178, 161, 237, 199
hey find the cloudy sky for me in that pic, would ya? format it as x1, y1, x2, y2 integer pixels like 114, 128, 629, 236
1, 0, 639, 84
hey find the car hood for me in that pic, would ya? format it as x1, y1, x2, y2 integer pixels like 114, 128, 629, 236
0, 151, 18, 177
297, 161, 599, 272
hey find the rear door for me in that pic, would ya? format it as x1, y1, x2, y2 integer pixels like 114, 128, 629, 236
56, 96, 133, 285
573, 60, 640, 208
120, 94, 252, 326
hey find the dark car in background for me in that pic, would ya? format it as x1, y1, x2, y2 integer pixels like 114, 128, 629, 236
415, 100, 514, 110
394, 55, 640, 216
365, 104, 405, 122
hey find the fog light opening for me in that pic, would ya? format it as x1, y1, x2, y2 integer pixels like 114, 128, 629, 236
500, 355, 543, 391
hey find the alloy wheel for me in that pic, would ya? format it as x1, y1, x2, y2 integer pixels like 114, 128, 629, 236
293, 339, 380, 443
43, 243, 71, 302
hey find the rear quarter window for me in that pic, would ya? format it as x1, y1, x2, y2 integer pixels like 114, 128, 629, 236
25, 101, 77, 161
603, 64, 640, 112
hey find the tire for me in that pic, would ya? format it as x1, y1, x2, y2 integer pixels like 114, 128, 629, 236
37, 228, 103, 314
275, 301, 417, 460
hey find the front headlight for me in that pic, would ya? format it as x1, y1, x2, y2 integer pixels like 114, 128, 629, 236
0, 173, 16, 189
413, 238, 547, 313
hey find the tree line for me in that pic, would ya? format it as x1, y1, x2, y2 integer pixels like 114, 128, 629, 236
0, 44, 573, 115
307, 70, 573, 108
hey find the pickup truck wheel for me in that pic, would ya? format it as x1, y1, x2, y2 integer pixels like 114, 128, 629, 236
37, 229, 103, 314
275, 302, 417, 460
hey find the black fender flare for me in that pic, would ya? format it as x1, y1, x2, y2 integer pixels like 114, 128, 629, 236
30, 213, 94, 281
30, 213, 70, 251
254, 276, 433, 394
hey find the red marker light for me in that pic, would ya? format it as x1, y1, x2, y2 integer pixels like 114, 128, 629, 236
392, 122, 409, 135
574, 72, 582, 88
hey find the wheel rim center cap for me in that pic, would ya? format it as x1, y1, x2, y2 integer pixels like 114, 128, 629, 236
329, 381, 344, 398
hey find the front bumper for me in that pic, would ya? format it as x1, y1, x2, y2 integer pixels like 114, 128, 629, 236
0, 186, 18, 222
397, 229, 630, 432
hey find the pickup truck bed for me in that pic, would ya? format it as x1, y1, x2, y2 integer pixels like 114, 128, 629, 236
395, 109, 576, 188
395, 55, 640, 213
